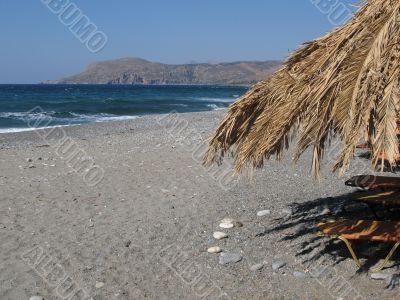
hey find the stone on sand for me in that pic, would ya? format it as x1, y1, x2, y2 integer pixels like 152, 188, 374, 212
213, 232, 228, 240
257, 210, 271, 217
219, 217, 243, 228
250, 263, 264, 271
219, 253, 242, 265
221, 217, 234, 224
272, 260, 286, 270
293, 271, 307, 278
319, 207, 331, 216
207, 246, 222, 254
370, 273, 391, 280
219, 222, 234, 229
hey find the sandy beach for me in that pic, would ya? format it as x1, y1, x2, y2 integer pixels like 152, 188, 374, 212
1, 110, 399, 300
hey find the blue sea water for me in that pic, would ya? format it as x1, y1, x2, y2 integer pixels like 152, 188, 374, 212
0, 85, 247, 133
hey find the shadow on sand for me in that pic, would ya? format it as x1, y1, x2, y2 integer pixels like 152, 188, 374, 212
261, 191, 400, 275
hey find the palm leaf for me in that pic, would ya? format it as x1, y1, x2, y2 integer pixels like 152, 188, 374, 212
204, 0, 400, 177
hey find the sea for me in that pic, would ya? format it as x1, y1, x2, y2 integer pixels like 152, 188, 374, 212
0, 84, 248, 133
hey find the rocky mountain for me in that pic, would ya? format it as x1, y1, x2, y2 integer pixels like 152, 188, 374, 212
45, 58, 281, 85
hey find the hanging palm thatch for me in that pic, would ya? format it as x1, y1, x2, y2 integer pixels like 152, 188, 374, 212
204, 0, 400, 176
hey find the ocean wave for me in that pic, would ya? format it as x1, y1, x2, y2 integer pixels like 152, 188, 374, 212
0, 124, 71, 134
0, 111, 138, 122
0, 127, 41, 134
207, 104, 225, 111
194, 97, 235, 103
0, 114, 139, 134
171, 104, 189, 107
0, 111, 56, 119
69, 113, 138, 122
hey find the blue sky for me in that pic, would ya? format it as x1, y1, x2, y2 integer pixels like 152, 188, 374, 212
0, 0, 358, 83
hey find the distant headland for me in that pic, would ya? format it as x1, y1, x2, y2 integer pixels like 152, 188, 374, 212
44, 57, 281, 86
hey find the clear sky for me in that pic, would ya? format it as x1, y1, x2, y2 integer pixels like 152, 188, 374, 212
0, 0, 358, 83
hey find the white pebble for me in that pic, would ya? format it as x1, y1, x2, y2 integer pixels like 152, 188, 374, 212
207, 246, 222, 254
95, 281, 105, 288
220, 217, 243, 228
213, 232, 228, 240
219, 222, 234, 229
370, 273, 391, 280
221, 217, 235, 224
319, 207, 331, 216
257, 210, 271, 217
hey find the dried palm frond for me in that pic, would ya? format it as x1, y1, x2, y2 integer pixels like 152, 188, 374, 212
204, 0, 400, 177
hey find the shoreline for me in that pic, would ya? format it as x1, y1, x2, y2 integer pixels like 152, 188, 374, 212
0, 109, 227, 135
0, 110, 225, 149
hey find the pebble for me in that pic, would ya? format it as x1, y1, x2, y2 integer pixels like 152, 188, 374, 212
293, 271, 307, 278
221, 217, 234, 223
207, 246, 222, 254
370, 273, 391, 280
213, 232, 228, 240
282, 208, 293, 215
95, 281, 105, 288
219, 222, 234, 229
319, 207, 331, 216
219, 218, 243, 228
250, 263, 264, 271
28, 165, 36, 169
257, 210, 271, 217
88, 219, 94, 227
219, 253, 242, 265
233, 221, 244, 227
272, 260, 286, 270
26, 158, 33, 162
29, 296, 44, 300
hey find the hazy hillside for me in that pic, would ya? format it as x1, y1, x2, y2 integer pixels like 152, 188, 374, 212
45, 58, 281, 85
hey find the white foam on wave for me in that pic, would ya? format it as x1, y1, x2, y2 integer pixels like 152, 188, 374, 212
171, 104, 189, 107
0, 124, 71, 134
0, 127, 40, 134
195, 97, 235, 103
0, 112, 139, 134
207, 104, 225, 111
0, 111, 54, 119
69, 113, 138, 122
0, 111, 138, 123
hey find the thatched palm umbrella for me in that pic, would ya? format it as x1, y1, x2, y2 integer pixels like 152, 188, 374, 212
204, 0, 400, 176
